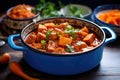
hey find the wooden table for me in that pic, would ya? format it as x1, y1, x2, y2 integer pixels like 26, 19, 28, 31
0, 36, 120, 80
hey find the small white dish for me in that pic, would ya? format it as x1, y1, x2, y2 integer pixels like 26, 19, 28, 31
60, 4, 92, 19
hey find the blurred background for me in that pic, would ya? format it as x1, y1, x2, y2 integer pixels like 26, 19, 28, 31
0, 0, 120, 13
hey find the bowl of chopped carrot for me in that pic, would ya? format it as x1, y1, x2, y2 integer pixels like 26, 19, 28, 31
4, 4, 40, 31
92, 4, 120, 36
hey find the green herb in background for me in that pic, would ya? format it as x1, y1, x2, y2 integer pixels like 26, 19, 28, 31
33, 0, 63, 18
68, 5, 83, 18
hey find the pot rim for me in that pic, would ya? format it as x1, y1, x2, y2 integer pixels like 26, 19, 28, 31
6, 6, 39, 21
21, 17, 105, 56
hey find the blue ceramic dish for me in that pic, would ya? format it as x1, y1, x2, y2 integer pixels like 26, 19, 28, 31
92, 4, 120, 36
8, 17, 116, 75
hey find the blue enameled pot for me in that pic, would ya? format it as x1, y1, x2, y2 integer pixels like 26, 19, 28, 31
8, 17, 116, 75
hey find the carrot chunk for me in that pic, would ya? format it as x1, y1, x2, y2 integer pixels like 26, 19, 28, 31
58, 36, 72, 46
74, 41, 87, 52
97, 9, 120, 26
32, 43, 42, 49
77, 31, 88, 39
9, 61, 40, 80
81, 26, 89, 33
83, 33, 95, 45
38, 24, 47, 32
25, 32, 37, 44
57, 22, 68, 29
36, 32, 46, 42
44, 23, 56, 28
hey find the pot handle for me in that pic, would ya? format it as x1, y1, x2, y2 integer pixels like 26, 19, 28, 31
8, 34, 25, 51
101, 26, 116, 45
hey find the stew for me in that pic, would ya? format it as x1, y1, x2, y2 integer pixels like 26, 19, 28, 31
25, 22, 101, 54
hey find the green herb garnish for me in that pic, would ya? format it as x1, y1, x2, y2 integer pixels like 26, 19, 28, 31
41, 40, 46, 49
66, 44, 74, 53
33, 0, 63, 18
65, 25, 76, 39
56, 32, 61, 37
46, 30, 52, 41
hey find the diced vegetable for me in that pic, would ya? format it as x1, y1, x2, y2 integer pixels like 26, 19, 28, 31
32, 43, 41, 49
58, 36, 72, 46
57, 22, 68, 29
74, 41, 87, 52
81, 26, 89, 33
55, 28, 64, 35
44, 23, 56, 28
46, 41, 57, 52
77, 30, 88, 39
53, 47, 66, 54
36, 32, 46, 42
83, 33, 95, 45
25, 32, 37, 44
9, 4, 36, 19
49, 31, 58, 40
97, 9, 120, 26
38, 24, 47, 32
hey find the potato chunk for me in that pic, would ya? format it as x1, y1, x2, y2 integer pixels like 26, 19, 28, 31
36, 32, 46, 42
74, 41, 87, 52
38, 24, 47, 32
58, 36, 72, 46
25, 32, 36, 44
44, 23, 56, 28
81, 26, 89, 33
32, 43, 42, 49
83, 33, 95, 45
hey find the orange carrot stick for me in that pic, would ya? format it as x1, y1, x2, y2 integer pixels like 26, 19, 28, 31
0, 53, 11, 64
9, 61, 40, 80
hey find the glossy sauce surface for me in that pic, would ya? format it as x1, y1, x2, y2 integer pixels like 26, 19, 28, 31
25, 22, 101, 54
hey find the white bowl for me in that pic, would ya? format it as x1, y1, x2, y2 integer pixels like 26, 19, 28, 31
60, 4, 92, 19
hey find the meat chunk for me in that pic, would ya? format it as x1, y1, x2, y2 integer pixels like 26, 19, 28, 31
74, 41, 87, 52
36, 32, 46, 42
38, 24, 47, 32
83, 33, 95, 45
25, 32, 37, 44
58, 36, 72, 46
46, 41, 57, 52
